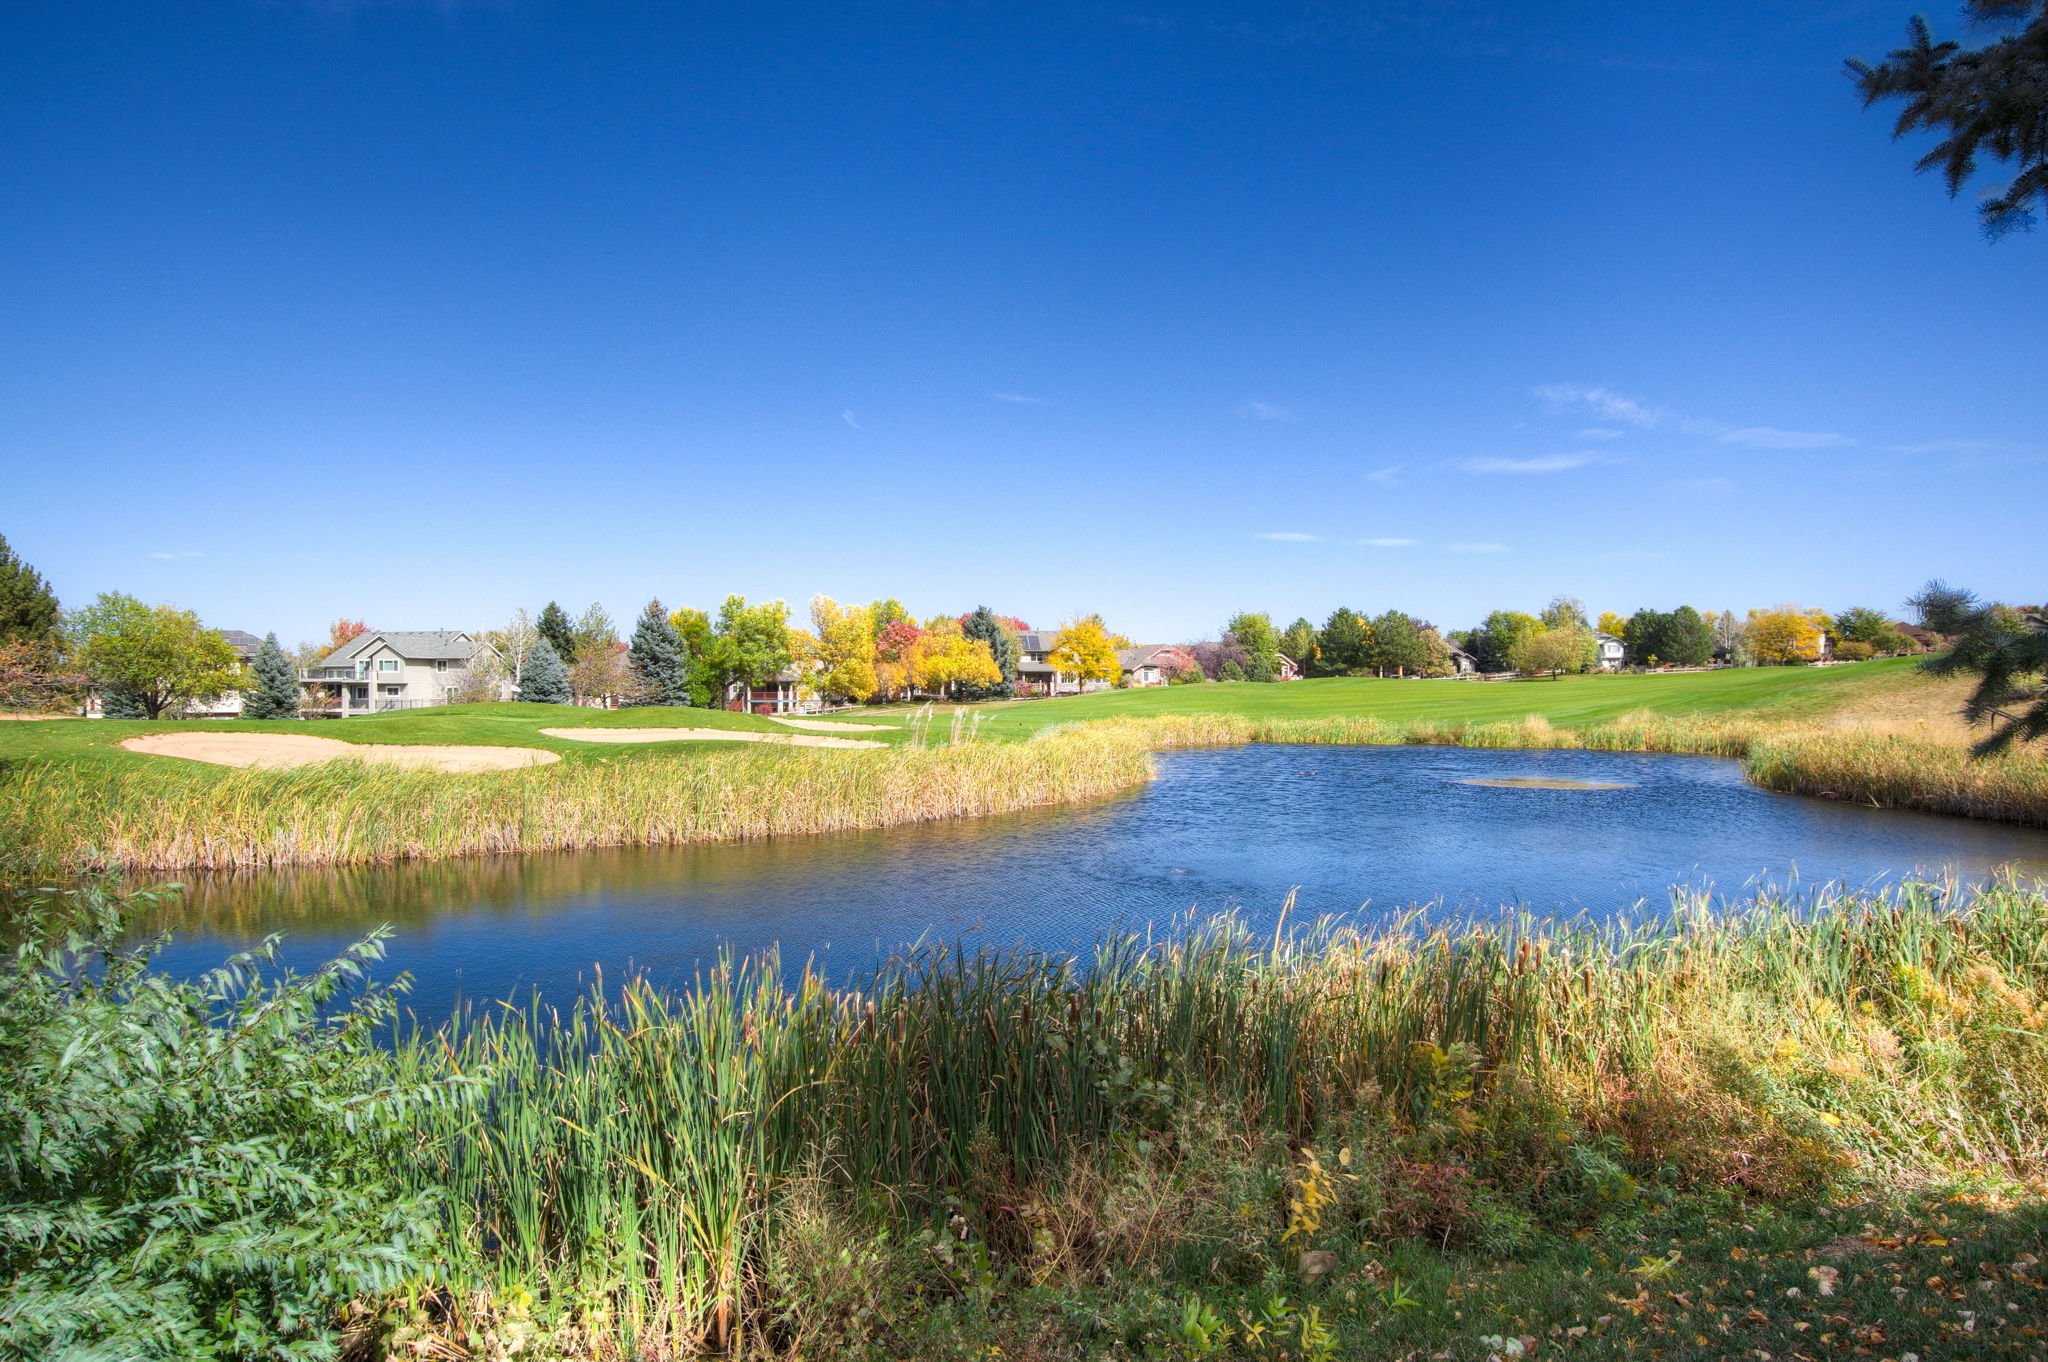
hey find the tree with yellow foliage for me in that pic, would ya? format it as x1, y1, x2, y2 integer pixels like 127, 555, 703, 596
809, 596, 878, 702
1745, 605, 1827, 665
914, 616, 1003, 696
1049, 616, 1121, 686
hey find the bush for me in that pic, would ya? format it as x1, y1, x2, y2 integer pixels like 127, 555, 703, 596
1833, 640, 1875, 662
0, 883, 480, 1360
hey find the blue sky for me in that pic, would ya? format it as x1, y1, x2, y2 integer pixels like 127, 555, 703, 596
3, 1, 2041, 646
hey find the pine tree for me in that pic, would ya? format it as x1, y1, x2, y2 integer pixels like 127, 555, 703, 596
515, 638, 572, 704
537, 601, 577, 665
1315, 607, 1371, 675
1219, 659, 1247, 682
628, 599, 693, 706
957, 606, 1017, 700
241, 633, 301, 719
0, 533, 59, 643
100, 685, 147, 719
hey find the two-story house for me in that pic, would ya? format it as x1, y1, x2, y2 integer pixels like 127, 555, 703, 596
300, 631, 492, 717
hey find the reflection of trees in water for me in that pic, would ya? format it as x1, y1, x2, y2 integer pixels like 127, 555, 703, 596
144, 790, 1139, 943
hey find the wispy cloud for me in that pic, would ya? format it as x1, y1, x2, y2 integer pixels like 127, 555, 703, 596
1456, 452, 1607, 475
1444, 541, 1510, 554
1360, 537, 1420, 548
1235, 399, 1297, 422
149, 551, 206, 560
1363, 465, 1406, 487
1254, 531, 1319, 542
991, 391, 1044, 405
1577, 427, 1627, 440
1720, 427, 1852, 450
841, 410, 863, 430
1532, 383, 1661, 428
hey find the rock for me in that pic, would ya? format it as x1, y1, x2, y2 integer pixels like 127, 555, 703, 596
1298, 1250, 1338, 1281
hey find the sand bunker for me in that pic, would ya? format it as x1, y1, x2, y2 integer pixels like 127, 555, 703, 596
121, 732, 559, 772
1455, 777, 1636, 791
0, 713, 68, 721
769, 717, 897, 732
541, 726, 885, 749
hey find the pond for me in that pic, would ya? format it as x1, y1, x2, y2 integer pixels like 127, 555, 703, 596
144, 744, 2048, 1018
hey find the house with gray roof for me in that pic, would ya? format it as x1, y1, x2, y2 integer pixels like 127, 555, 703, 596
299, 631, 497, 717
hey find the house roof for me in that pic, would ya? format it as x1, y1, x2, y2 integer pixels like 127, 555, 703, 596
319, 631, 476, 667
1016, 632, 1057, 654
1117, 644, 1182, 670
219, 630, 264, 657
1017, 659, 1059, 675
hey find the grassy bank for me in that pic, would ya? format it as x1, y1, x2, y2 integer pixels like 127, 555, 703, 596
13, 878, 2044, 1359
6, 661, 2043, 873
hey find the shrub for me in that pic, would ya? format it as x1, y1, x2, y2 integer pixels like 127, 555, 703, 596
0, 883, 479, 1360
1833, 640, 1875, 662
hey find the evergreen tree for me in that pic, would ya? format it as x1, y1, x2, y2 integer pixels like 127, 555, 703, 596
0, 533, 59, 643
1218, 659, 1248, 682
957, 606, 1017, 700
537, 601, 577, 665
1663, 606, 1716, 667
628, 599, 693, 706
241, 633, 301, 720
100, 685, 147, 719
1368, 611, 1427, 677
1315, 607, 1371, 675
515, 638, 572, 704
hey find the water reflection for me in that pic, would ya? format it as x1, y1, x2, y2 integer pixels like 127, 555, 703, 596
142, 745, 2048, 1019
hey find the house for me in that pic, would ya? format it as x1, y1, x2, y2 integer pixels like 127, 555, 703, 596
738, 666, 823, 715
1594, 632, 1627, 671
1117, 644, 1191, 687
1447, 644, 1479, 675
84, 628, 266, 718
1274, 653, 1302, 681
300, 631, 492, 717
1015, 631, 1108, 697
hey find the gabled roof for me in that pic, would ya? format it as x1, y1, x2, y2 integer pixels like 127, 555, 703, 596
219, 630, 264, 657
1016, 631, 1057, 654
1117, 644, 1183, 670
319, 631, 476, 667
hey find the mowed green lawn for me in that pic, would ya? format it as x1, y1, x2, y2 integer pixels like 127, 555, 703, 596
0, 700, 915, 772
0, 659, 1928, 773
853, 656, 1930, 739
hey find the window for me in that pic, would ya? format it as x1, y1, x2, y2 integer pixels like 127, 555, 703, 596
381, 685, 402, 695
379, 659, 400, 673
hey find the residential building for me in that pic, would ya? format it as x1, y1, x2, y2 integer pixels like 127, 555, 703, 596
738, 666, 824, 715
84, 628, 265, 718
1117, 644, 1191, 687
300, 631, 494, 717
1594, 632, 1627, 671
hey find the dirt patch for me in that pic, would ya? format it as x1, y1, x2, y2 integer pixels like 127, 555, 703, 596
1454, 777, 1637, 791
769, 717, 898, 732
121, 732, 559, 772
0, 713, 69, 721
540, 727, 885, 750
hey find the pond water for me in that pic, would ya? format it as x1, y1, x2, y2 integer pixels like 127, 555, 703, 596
145, 744, 2048, 1018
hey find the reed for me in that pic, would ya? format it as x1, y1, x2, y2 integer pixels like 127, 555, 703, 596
1747, 729, 2048, 827
400, 878, 2048, 1355
0, 725, 1156, 873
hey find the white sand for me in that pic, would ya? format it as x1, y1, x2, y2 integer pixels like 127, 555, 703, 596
540, 726, 885, 749
120, 731, 560, 772
769, 717, 898, 732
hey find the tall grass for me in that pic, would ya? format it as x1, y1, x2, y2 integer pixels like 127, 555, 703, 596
1748, 730, 2048, 826
0, 726, 1155, 873
400, 878, 2048, 1356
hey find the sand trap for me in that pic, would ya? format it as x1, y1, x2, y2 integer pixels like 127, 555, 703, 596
541, 726, 885, 749
121, 732, 559, 772
769, 717, 898, 732
1455, 777, 1636, 791
0, 713, 68, 721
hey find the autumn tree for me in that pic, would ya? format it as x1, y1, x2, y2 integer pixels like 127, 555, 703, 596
0, 533, 59, 642
917, 616, 1003, 697
957, 605, 1018, 700
1745, 605, 1827, 665
874, 618, 925, 699
241, 633, 301, 720
1542, 595, 1591, 633
0, 638, 86, 713
1849, 3, 2048, 238
537, 601, 577, 665
515, 638, 573, 704
68, 593, 241, 720
1416, 625, 1457, 678
327, 619, 370, 654
1507, 626, 1587, 679
1223, 612, 1280, 682
1314, 607, 1372, 675
1049, 616, 1121, 687
810, 596, 879, 702
868, 598, 911, 639
1596, 611, 1629, 637
628, 599, 693, 706
1911, 579, 2048, 752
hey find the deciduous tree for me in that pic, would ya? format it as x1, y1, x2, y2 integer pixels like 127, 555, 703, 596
1507, 626, 1592, 678
1223, 612, 1280, 682
1467, 610, 1540, 673
327, 619, 370, 654
697, 596, 794, 709
0, 533, 59, 642
874, 618, 925, 699
0, 638, 86, 713
916, 617, 1003, 696
241, 633, 301, 720
957, 605, 1018, 699
810, 597, 879, 702
1279, 617, 1317, 674
1367, 611, 1428, 677
68, 593, 241, 720
1745, 605, 1827, 665
1596, 611, 1629, 638
1050, 616, 1121, 686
